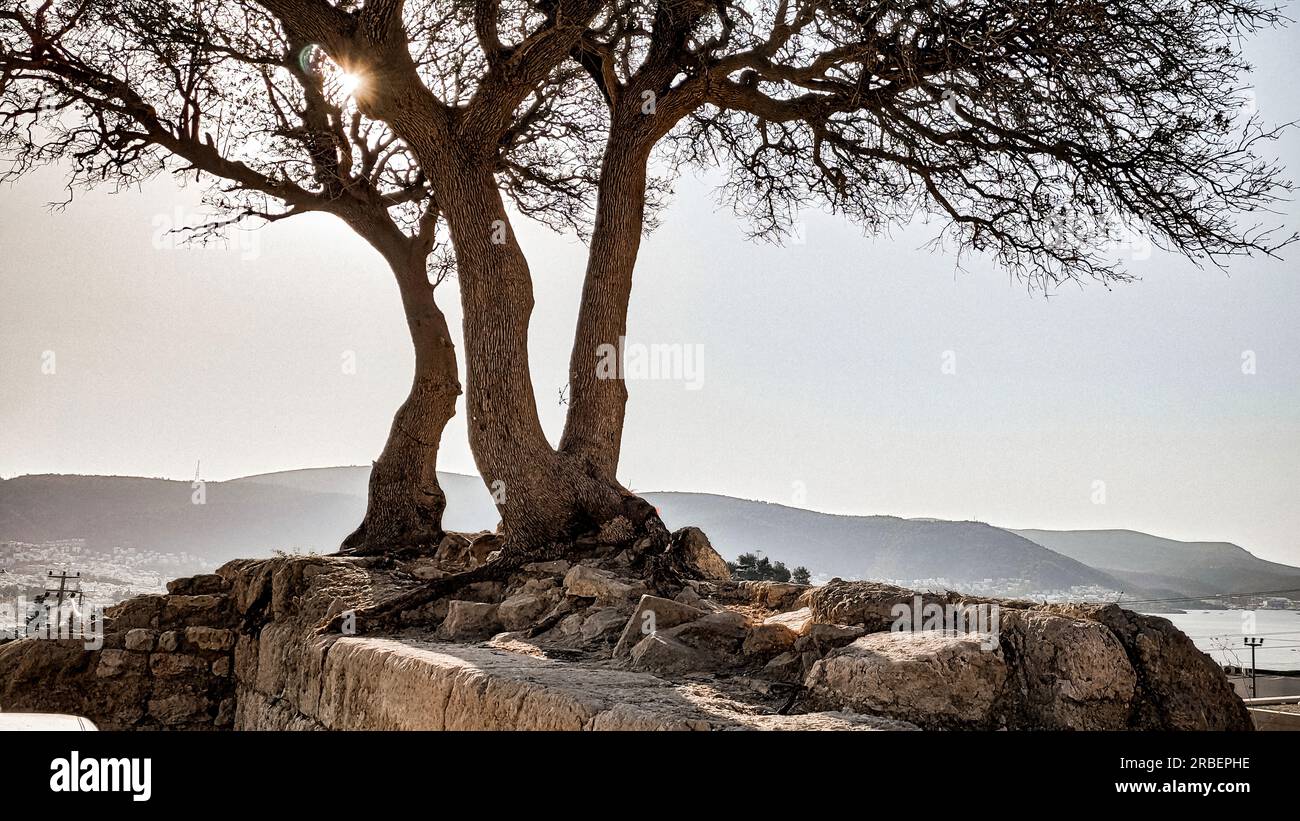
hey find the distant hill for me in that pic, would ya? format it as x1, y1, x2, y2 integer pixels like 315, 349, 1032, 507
643, 491, 1126, 591
1012, 528, 1300, 601
3, 468, 1297, 603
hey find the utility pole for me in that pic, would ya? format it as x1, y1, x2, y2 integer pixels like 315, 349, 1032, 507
1244, 637, 1265, 697
43, 570, 82, 638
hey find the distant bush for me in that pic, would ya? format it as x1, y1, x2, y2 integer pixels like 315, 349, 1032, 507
728, 552, 799, 583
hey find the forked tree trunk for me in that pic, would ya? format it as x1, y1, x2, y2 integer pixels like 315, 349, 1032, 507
341, 255, 461, 554
434, 161, 651, 551
558, 135, 652, 481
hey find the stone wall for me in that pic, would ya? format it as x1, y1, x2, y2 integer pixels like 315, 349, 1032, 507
0, 554, 1254, 732
0, 574, 237, 730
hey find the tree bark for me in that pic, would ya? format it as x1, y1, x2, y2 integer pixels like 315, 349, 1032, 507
558, 134, 652, 481
341, 254, 461, 554
432, 160, 648, 550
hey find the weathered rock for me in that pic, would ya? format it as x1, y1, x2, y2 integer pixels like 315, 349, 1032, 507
674, 585, 704, 607
667, 610, 750, 654
148, 694, 208, 725
743, 622, 798, 657
497, 592, 553, 632
763, 607, 812, 634
161, 595, 229, 629
185, 627, 236, 652
407, 559, 449, 581
434, 532, 472, 565
524, 559, 570, 576
438, 601, 502, 641
629, 633, 720, 676
556, 612, 586, 636
668, 527, 731, 581
761, 651, 803, 683
807, 580, 958, 631
1044, 602, 1252, 730
124, 629, 156, 652
805, 631, 1009, 729
737, 581, 809, 610
580, 608, 628, 641
166, 574, 228, 596
794, 623, 866, 655
106, 595, 163, 631
468, 533, 504, 567
95, 649, 145, 679
149, 653, 207, 678
999, 610, 1136, 730
563, 565, 645, 604
157, 631, 180, 652
613, 595, 707, 658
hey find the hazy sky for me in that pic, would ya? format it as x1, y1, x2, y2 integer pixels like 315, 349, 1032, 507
2, 19, 1298, 565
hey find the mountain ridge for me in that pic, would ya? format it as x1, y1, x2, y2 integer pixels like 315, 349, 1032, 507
3, 468, 1296, 605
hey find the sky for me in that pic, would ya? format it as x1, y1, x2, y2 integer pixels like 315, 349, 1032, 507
1, 17, 1298, 566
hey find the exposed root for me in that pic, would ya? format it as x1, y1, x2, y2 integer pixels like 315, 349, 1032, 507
319, 555, 520, 635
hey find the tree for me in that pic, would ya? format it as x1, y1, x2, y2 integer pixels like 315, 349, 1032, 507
728, 553, 795, 582
8, 1, 1294, 611
0, 0, 464, 553
251, 0, 1293, 568
792, 566, 811, 585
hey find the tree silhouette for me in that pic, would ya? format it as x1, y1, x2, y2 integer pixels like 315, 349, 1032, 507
6, 2, 1295, 611
3, 0, 556, 553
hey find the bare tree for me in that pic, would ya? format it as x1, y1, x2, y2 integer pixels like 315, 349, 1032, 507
0, 0, 461, 553
254, 0, 1293, 563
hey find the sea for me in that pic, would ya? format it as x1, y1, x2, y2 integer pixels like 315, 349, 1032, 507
1160, 609, 1300, 672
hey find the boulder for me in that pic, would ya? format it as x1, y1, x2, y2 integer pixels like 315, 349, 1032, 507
497, 592, 554, 632
627, 610, 751, 675
613, 595, 707, 658
579, 608, 628, 641
563, 565, 645, 604
761, 651, 803, 683
998, 610, 1136, 730
1044, 602, 1253, 730
763, 607, 812, 634
743, 622, 798, 657
434, 532, 473, 565
807, 580, 958, 632
668, 527, 731, 581
738, 581, 809, 610
629, 634, 721, 676
794, 623, 866, 655
666, 610, 750, 655
438, 601, 502, 641
805, 631, 1009, 729
468, 533, 503, 567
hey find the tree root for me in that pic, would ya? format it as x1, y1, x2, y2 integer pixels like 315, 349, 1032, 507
319, 554, 520, 635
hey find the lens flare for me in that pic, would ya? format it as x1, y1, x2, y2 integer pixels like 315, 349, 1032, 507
337, 72, 364, 98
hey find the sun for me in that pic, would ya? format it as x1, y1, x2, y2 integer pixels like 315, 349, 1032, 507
336, 71, 364, 98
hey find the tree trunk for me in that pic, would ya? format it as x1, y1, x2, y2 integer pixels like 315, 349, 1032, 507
558, 135, 652, 481
432, 160, 654, 551
341, 255, 461, 555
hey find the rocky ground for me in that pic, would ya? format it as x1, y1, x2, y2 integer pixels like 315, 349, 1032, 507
0, 525, 1252, 731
